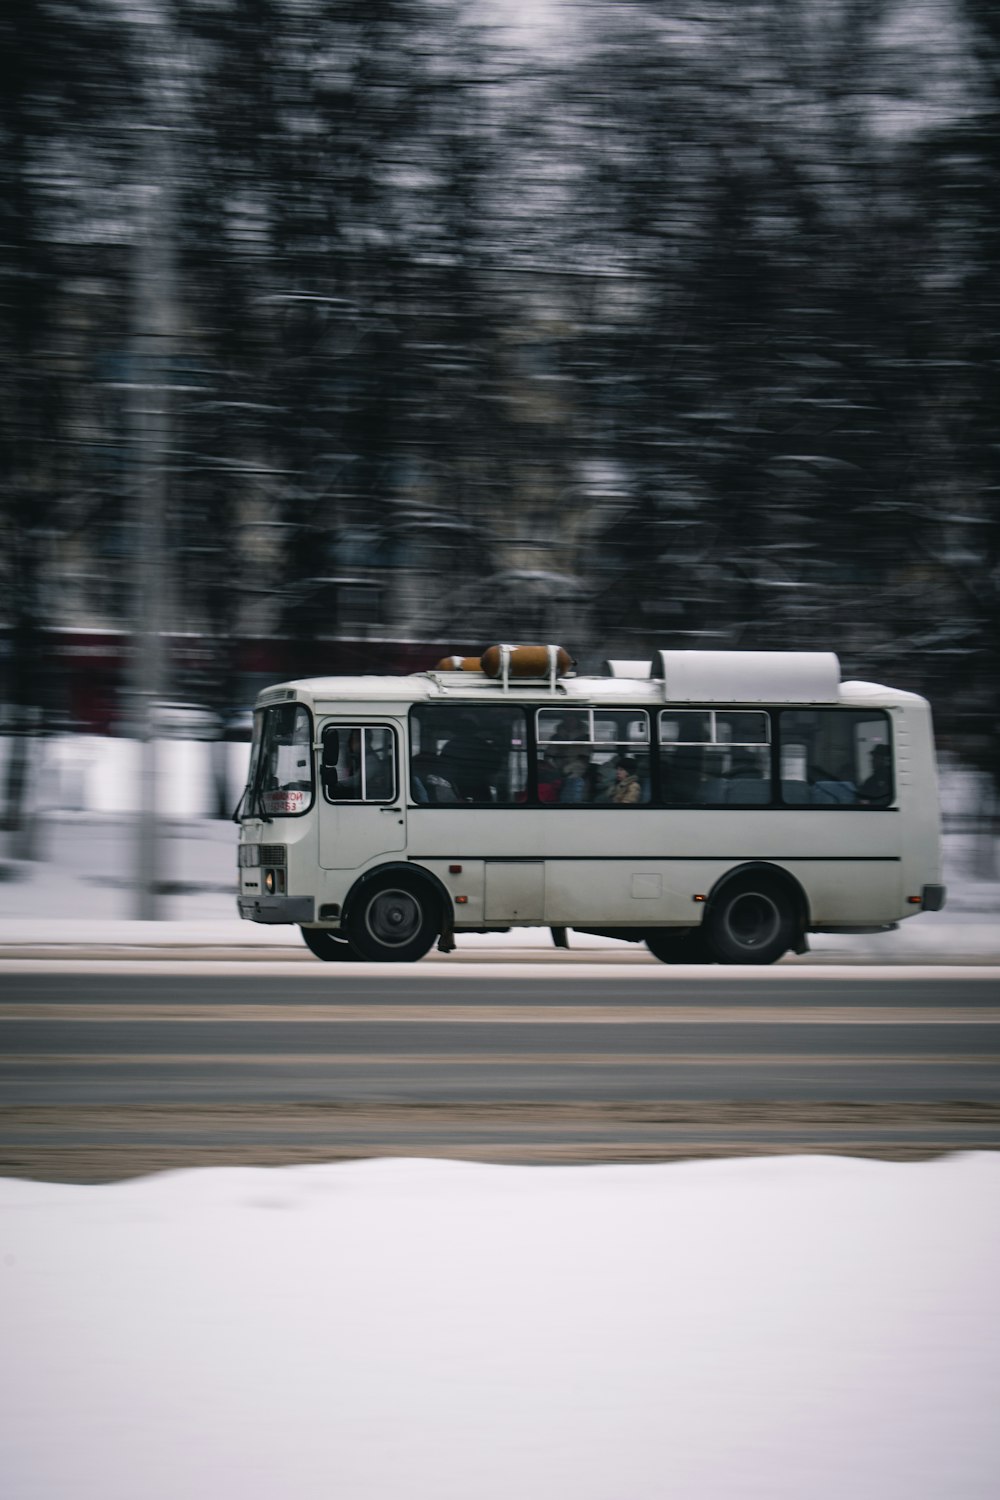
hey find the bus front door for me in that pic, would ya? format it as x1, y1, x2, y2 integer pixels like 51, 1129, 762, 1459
319, 800, 407, 871
317, 722, 407, 871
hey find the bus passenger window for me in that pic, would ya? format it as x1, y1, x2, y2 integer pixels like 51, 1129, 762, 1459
536, 709, 650, 805
321, 724, 396, 803
659, 710, 771, 806
778, 710, 893, 807
409, 706, 528, 805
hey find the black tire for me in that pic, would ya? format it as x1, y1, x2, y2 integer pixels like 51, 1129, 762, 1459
702, 874, 797, 965
645, 928, 710, 964
346, 875, 439, 963
299, 926, 360, 962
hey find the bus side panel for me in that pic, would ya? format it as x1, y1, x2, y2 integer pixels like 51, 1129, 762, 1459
409, 805, 907, 928
544, 860, 695, 926
542, 857, 904, 928
784, 859, 902, 926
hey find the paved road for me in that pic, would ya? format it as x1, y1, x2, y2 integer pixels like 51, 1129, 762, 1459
2, 963, 999, 1180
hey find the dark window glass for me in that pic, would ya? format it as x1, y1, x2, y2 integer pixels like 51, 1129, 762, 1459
409, 705, 527, 804
536, 708, 650, 805
659, 711, 711, 744
658, 709, 771, 806
321, 724, 396, 803
778, 710, 892, 807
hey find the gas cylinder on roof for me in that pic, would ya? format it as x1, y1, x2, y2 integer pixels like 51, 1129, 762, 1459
480, 644, 574, 679
433, 655, 483, 672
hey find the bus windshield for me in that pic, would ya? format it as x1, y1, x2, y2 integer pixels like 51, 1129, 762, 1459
248, 703, 314, 818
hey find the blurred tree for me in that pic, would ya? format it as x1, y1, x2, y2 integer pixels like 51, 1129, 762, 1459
0, 0, 136, 839
1, 0, 998, 796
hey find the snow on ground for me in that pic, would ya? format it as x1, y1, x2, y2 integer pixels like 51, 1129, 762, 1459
1, 740, 999, 1493
1, 1153, 998, 1500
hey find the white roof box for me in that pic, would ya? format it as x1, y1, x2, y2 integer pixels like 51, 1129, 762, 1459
656, 650, 840, 704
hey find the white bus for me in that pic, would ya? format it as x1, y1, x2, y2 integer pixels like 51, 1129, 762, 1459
235, 646, 945, 964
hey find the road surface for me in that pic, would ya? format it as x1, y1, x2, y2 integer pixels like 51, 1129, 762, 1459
2, 961, 998, 1180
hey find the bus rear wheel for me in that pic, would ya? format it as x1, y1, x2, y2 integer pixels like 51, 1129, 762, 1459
346, 876, 439, 963
702, 875, 797, 965
645, 928, 709, 964
299, 927, 359, 961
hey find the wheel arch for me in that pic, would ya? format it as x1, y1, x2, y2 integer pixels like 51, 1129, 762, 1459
706, 861, 811, 949
343, 860, 449, 930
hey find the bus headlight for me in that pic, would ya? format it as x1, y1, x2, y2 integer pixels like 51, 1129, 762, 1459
265, 869, 275, 894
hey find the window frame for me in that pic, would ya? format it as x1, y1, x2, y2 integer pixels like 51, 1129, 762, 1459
398, 702, 894, 811
657, 707, 773, 808
535, 706, 652, 808
776, 707, 894, 810
320, 721, 398, 805
407, 704, 529, 807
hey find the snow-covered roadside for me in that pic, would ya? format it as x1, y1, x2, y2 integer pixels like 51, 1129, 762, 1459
1, 1154, 997, 1500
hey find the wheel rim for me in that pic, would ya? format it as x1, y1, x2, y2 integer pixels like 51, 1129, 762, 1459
364, 888, 422, 948
724, 890, 780, 950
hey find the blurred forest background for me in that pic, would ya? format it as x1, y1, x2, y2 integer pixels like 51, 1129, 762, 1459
2, 0, 999, 783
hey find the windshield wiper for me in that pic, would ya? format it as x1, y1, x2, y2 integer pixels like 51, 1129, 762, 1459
231, 769, 271, 825
252, 780, 272, 823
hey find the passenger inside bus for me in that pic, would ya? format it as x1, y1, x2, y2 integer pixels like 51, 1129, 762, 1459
611, 756, 642, 805
439, 716, 505, 801
329, 728, 394, 801
558, 755, 591, 803
537, 755, 563, 803
410, 752, 461, 803
859, 743, 892, 804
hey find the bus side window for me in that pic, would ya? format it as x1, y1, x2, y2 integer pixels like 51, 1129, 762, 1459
321, 724, 397, 803
409, 706, 527, 804
778, 710, 892, 807
536, 709, 651, 805
659, 710, 770, 806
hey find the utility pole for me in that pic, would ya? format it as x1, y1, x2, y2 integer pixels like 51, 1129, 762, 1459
130, 31, 177, 921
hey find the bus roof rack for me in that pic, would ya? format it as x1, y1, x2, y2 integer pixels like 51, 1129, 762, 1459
424, 643, 576, 695
656, 649, 841, 704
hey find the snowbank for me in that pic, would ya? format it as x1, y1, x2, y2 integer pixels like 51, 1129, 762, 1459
2, 1154, 998, 1499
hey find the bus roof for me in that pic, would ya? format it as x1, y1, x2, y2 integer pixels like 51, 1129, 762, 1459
258, 657, 927, 711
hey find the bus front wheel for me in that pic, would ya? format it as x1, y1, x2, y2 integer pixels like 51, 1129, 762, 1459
299, 927, 359, 962
702, 875, 797, 965
346, 876, 439, 963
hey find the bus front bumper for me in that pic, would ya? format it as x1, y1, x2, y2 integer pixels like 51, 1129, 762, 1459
238, 895, 315, 924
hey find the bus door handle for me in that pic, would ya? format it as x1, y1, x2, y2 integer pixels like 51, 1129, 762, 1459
380, 806, 401, 814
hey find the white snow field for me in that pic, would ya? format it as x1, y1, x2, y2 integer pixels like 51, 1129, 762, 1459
1, 1153, 999, 1500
